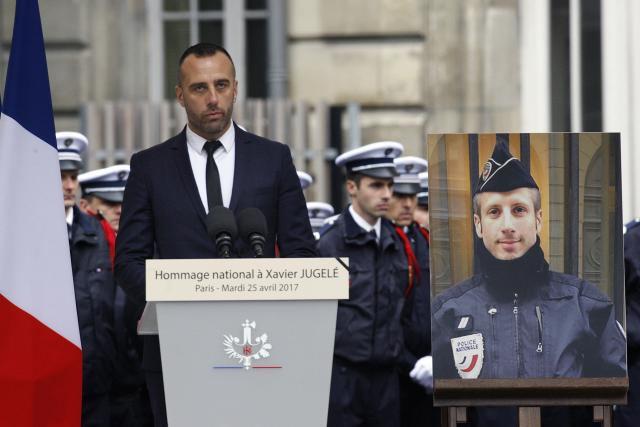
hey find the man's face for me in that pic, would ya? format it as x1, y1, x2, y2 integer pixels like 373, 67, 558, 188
414, 205, 429, 229
80, 197, 122, 233
61, 170, 79, 209
474, 188, 542, 260
175, 53, 238, 141
347, 176, 393, 225
387, 193, 418, 227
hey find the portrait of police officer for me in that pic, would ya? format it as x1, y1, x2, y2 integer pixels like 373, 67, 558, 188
432, 141, 626, 381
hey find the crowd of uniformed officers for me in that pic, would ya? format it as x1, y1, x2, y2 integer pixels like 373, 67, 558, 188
59, 124, 640, 427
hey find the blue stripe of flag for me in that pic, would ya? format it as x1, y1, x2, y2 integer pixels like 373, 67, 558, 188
2, 0, 55, 149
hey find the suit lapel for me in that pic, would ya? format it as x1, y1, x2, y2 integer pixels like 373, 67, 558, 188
170, 128, 207, 226
229, 123, 250, 212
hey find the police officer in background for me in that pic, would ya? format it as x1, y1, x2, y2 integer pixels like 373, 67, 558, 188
431, 141, 626, 426
297, 170, 313, 192
317, 141, 408, 426
386, 156, 436, 427
413, 171, 429, 233
307, 201, 335, 240
57, 132, 116, 426
78, 166, 153, 426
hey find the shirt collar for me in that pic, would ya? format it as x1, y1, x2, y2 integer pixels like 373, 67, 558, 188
348, 205, 381, 239
66, 206, 74, 226
186, 121, 236, 154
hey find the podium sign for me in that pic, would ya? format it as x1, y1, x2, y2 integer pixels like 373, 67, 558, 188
141, 257, 349, 426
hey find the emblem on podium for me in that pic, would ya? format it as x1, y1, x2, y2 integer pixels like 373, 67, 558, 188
222, 319, 274, 370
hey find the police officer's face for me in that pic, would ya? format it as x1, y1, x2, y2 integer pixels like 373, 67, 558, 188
414, 205, 429, 229
61, 170, 79, 209
347, 176, 393, 225
387, 193, 417, 227
176, 53, 238, 141
80, 197, 122, 233
473, 188, 542, 260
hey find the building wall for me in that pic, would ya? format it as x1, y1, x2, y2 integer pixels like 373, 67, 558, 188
1, 0, 148, 133
288, 0, 428, 157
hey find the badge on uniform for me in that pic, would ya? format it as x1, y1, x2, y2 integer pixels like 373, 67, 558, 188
450, 333, 484, 379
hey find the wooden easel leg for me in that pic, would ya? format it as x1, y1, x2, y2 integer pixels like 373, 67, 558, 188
518, 407, 541, 427
593, 405, 612, 427
442, 407, 467, 427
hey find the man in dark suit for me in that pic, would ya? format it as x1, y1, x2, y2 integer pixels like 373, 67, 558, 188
114, 43, 316, 427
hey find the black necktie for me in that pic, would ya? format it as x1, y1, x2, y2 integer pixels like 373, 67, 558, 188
203, 140, 223, 211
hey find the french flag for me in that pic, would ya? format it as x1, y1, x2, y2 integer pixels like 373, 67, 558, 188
0, 0, 82, 425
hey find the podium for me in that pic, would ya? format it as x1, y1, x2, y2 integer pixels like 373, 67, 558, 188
138, 257, 349, 427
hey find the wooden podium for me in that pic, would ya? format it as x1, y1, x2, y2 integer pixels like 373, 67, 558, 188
138, 257, 349, 427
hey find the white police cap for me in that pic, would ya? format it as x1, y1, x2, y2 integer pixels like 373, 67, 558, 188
335, 141, 404, 179
297, 171, 314, 190
57, 131, 88, 171
393, 156, 428, 195
417, 171, 429, 206
307, 201, 335, 231
79, 164, 130, 203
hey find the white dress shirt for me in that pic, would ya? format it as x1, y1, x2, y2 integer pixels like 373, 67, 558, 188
66, 207, 74, 226
349, 205, 381, 242
186, 123, 235, 212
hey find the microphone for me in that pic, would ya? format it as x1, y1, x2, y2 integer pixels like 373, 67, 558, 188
237, 208, 268, 258
206, 206, 238, 258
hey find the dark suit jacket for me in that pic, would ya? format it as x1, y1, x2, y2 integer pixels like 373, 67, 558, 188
114, 123, 317, 371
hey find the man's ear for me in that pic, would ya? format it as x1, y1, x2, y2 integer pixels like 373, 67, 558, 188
346, 180, 357, 197
474, 214, 483, 238
175, 85, 184, 107
535, 209, 543, 233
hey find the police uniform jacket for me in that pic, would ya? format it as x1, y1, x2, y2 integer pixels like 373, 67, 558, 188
615, 221, 640, 427
432, 243, 626, 379
317, 208, 408, 366
70, 207, 117, 396
398, 223, 431, 372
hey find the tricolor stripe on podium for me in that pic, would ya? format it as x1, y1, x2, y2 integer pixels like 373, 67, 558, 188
0, 0, 82, 425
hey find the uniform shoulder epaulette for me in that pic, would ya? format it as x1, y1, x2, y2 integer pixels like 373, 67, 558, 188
318, 214, 340, 237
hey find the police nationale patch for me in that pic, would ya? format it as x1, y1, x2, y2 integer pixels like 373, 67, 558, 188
481, 161, 492, 182
450, 333, 484, 379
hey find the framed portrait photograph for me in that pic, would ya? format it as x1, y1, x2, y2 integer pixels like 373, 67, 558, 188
428, 133, 628, 406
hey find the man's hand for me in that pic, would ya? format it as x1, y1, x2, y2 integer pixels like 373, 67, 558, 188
409, 355, 433, 392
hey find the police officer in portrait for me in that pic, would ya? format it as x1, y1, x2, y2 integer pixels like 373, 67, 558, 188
57, 131, 116, 426
431, 141, 626, 383
317, 141, 409, 426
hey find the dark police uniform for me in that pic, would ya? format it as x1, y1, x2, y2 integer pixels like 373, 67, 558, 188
79, 165, 154, 426
69, 206, 117, 427
432, 255, 626, 379
615, 219, 640, 427
397, 223, 435, 427
321, 140, 407, 426
318, 209, 408, 426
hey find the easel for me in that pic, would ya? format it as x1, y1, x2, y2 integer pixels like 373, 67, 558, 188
435, 378, 627, 427
441, 405, 611, 427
